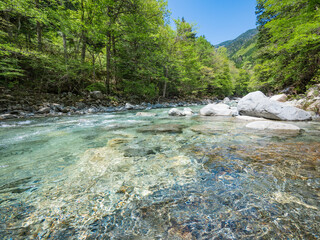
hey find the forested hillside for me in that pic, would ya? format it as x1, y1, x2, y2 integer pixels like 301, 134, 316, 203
251, 0, 320, 93
1, 0, 319, 101
0, 0, 244, 100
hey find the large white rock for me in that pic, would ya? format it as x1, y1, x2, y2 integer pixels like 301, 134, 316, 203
168, 108, 193, 116
237, 91, 312, 121
270, 94, 287, 102
246, 121, 300, 132
200, 103, 233, 116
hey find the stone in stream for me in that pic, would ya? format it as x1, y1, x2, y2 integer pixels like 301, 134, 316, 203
246, 121, 300, 132
137, 124, 185, 134
190, 123, 235, 135
200, 103, 235, 116
237, 91, 312, 121
168, 108, 193, 116
136, 112, 157, 117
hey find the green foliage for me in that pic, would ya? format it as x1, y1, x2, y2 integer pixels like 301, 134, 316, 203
0, 58, 25, 80
253, 0, 320, 93
0, 0, 241, 99
85, 82, 107, 93
123, 80, 158, 100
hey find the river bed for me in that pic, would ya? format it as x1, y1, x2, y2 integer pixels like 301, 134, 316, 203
0, 107, 319, 239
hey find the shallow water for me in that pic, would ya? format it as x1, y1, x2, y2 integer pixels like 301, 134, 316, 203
0, 107, 319, 239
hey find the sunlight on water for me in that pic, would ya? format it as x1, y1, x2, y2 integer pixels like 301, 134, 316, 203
0, 108, 319, 239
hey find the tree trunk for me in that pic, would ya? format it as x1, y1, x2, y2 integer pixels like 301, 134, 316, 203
163, 66, 168, 98
106, 31, 112, 94
80, 0, 86, 64
112, 33, 117, 87
35, 0, 42, 51
92, 54, 95, 81
81, 33, 86, 64
62, 33, 68, 65
4, 11, 12, 40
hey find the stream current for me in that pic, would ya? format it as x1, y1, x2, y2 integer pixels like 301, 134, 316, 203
0, 106, 319, 239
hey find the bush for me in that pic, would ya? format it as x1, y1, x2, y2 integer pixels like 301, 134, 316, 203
85, 82, 107, 93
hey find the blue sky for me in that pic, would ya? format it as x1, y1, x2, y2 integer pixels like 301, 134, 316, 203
167, 0, 257, 45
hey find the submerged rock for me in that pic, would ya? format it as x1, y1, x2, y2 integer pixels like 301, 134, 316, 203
246, 121, 300, 132
137, 124, 185, 134
237, 91, 312, 121
200, 103, 233, 116
136, 112, 157, 117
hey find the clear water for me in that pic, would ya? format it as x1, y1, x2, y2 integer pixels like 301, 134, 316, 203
0, 107, 319, 239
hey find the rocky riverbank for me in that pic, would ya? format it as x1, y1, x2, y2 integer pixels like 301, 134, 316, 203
0, 89, 217, 120
1, 84, 319, 121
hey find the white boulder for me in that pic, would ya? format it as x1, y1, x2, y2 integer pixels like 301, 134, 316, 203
270, 94, 287, 102
246, 121, 300, 132
168, 108, 193, 116
237, 91, 312, 121
200, 103, 233, 116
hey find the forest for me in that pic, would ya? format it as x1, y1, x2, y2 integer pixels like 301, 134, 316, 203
0, 0, 319, 100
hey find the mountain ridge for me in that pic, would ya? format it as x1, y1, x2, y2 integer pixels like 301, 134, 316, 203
215, 28, 258, 49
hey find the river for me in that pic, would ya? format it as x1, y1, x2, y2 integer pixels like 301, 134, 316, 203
0, 107, 319, 239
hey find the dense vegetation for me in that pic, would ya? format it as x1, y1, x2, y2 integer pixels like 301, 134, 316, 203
0, 0, 244, 100
1, 0, 319, 101
252, 0, 320, 93
222, 0, 320, 95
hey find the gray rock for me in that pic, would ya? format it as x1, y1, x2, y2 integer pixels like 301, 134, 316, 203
200, 103, 233, 116
125, 103, 135, 110
246, 121, 300, 132
270, 94, 287, 102
51, 103, 64, 112
76, 102, 86, 110
0, 113, 17, 120
90, 91, 104, 100
306, 84, 320, 98
306, 99, 320, 114
222, 97, 230, 104
37, 107, 50, 114
230, 107, 239, 116
237, 91, 312, 121
153, 103, 163, 109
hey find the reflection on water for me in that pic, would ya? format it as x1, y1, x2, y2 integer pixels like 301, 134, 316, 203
0, 108, 319, 239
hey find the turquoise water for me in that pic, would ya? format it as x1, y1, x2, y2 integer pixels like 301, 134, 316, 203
0, 107, 319, 239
